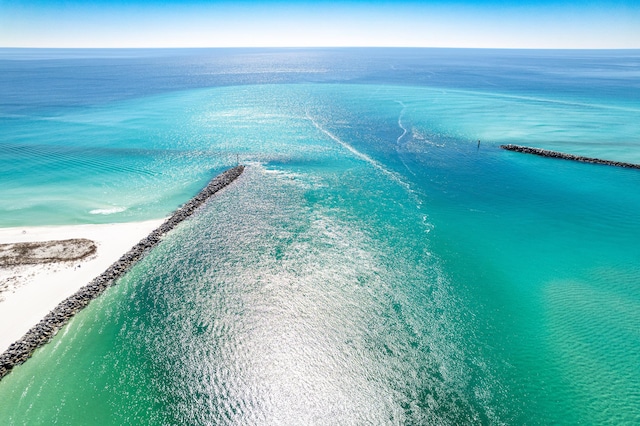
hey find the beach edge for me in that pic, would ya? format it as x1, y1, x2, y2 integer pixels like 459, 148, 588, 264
0, 165, 245, 380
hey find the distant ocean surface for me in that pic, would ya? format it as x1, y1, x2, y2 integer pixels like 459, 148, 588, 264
1, 48, 639, 424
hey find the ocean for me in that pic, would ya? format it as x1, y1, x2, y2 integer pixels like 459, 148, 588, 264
1, 48, 639, 424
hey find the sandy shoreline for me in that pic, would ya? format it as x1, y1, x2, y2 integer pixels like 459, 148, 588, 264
0, 219, 165, 353
0, 166, 244, 379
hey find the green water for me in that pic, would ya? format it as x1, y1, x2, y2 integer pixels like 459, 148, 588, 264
1, 53, 640, 424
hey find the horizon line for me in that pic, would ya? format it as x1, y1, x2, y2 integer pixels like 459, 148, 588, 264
2, 46, 639, 51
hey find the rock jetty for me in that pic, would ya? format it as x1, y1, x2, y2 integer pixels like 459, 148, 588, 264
501, 144, 640, 169
0, 165, 244, 380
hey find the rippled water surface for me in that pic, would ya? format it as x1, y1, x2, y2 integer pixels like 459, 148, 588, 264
1, 49, 639, 424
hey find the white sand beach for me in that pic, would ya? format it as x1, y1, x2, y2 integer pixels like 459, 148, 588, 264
0, 219, 165, 353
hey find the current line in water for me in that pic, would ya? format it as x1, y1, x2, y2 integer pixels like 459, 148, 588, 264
393, 100, 418, 178
395, 101, 408, 145
306, 111, 412, 193
305, 112, 431, 232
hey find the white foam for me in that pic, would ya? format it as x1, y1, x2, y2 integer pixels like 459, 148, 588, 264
89, 207, 127, 215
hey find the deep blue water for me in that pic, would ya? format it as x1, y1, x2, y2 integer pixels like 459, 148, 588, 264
0, 48, 639, 424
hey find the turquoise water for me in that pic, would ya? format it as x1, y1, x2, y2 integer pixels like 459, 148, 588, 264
1, 49, 639, 424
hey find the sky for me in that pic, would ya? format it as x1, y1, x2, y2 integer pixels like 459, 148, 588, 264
1, 0, 639, 49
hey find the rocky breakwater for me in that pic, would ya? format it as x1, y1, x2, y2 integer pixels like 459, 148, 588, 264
501, 144, 640, 169
0, 165, 244, 380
